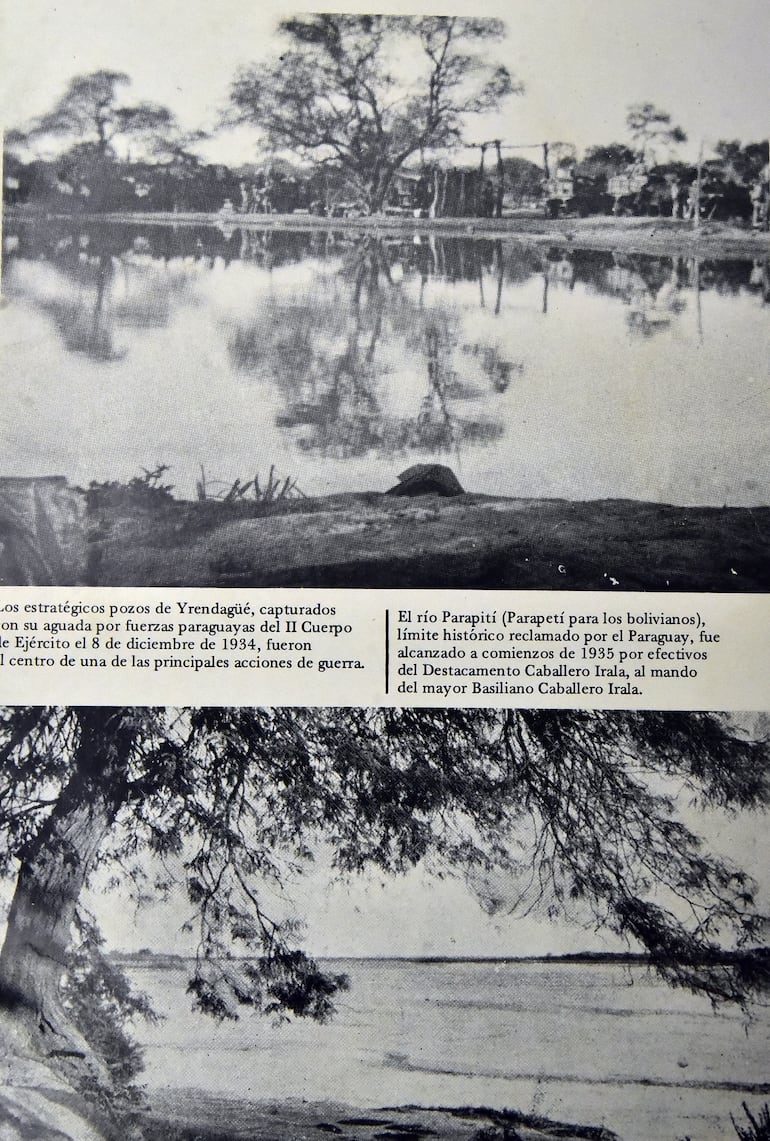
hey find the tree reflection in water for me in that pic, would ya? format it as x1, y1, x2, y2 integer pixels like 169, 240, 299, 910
228, 235, 515, 460
2, 227, 206, 362
3, 223, 767, 473
18, 240, 129, 362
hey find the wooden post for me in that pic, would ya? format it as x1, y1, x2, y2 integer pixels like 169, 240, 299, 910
694, 141, 704, 231
429, 167, 439, 218
494, 140, 504, 218
477, 143, 487, 215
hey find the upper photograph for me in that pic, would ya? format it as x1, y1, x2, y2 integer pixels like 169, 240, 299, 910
1, 2, 769, 589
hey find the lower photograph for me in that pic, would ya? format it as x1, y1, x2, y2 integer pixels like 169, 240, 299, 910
0, 706, 768, 1141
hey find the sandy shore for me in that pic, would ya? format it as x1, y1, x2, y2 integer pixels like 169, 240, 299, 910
143, 1090, 620, 1141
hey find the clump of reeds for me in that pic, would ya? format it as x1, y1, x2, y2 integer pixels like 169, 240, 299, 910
196, 464, 305, 503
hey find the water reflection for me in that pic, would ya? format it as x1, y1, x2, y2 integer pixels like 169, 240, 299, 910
226, 237, 509, 459
2, 221, 768, 505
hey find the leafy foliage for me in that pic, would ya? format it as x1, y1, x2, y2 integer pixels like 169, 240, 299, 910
65, 912, 157, 1099
20, 70, 178, 159
83, 465, 176, 511
626, 103, 687, 163
581, 143, 637, 178
732, 1103, 770, 1141
714, 140, 770, 184
0, 707, 769, 1041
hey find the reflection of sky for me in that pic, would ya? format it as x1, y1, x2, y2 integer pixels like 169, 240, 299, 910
2, 237, 769, 505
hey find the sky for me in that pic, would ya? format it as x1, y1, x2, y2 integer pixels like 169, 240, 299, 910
84, 769, 770, 959
1, 0, 769, 166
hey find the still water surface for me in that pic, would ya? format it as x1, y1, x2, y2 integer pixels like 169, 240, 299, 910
131, 958, 770, 1141
2, 221, 768, 505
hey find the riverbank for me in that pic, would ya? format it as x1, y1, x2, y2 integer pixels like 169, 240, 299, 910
3, 478, 768, 590
6, 207, 770, 257
88, 491, 770, 591
143, 1090, 620, 1141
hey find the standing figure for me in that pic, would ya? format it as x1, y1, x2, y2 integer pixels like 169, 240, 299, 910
481, 179, 495, 218
750, 166, 769, 230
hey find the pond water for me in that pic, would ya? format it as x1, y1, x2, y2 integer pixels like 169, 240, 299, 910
1, 220, 769, 506
131, 958, 770, 1141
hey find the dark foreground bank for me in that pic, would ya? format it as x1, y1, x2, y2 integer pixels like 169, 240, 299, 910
143, 1090, 620, 1141
88, 492, 770, 592
1, 478, 768, 590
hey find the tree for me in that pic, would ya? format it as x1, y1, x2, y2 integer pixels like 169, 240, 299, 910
626, 103, 687, 165
0, 707, 769, 1127
501, 155, 546, 204
580, 143, 637, 178
714, 139, 770, 184
2, 128, 28, 156
21, 71, 177, 160
229, 15, 522, 211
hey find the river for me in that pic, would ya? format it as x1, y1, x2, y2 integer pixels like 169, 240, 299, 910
129, 957, 770, 1141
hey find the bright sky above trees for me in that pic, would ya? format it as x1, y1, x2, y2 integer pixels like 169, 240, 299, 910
2, 0, 768, 165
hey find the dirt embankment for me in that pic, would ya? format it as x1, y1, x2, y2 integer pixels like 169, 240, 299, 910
86, 492, 770, 592
3, 478, 767, 591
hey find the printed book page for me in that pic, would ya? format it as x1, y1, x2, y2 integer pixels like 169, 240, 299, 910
1, 2, 769, 1141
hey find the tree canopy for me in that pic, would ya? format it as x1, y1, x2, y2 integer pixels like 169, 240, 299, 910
229, 15, 522, 209
581, 143, 637, 178
18, 70, 178, 160
0, 707, 768, 1124
626, 102, 687, 164
714, 139, 770, 183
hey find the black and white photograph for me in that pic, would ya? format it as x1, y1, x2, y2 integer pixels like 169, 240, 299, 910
2, 2, 770, 590
0, 706, 768, 1141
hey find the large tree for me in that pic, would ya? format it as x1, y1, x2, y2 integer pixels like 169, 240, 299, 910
230, 15, 521, 210
19, 70, 177, 160
0, 707, 769, 1130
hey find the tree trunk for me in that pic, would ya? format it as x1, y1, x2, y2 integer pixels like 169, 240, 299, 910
0, 796, 113, 1073
0, 709, 133, 1085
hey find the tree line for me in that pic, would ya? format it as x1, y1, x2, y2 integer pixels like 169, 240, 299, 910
4, 15, 768, 218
